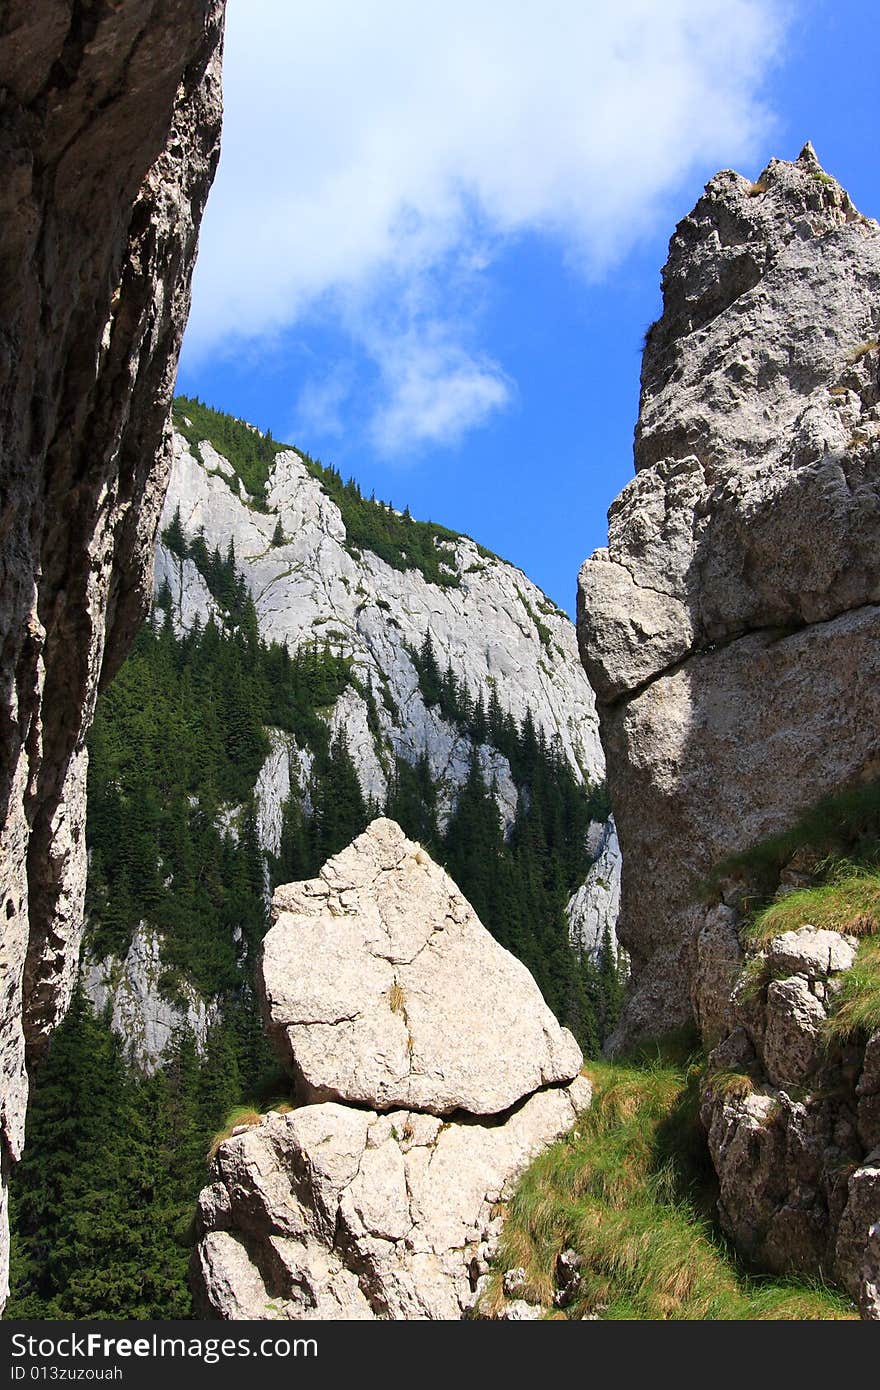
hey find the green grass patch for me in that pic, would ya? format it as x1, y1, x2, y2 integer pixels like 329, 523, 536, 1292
703, 787, 880, 1052
703, 1069, 756, 1103
733, 846, 880, 1052
744, 863, 880, 947
485, 1057, 854, 1320
825, 939, 880, 1043
517, 590, 553, 651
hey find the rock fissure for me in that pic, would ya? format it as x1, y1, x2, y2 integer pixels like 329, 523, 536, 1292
604, 596, 880, 713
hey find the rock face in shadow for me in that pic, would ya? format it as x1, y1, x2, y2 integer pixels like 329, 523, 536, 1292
0, 2, 224, 1304
194, 822, 591, 1319
695, 901, 880, 1317
576, 145, 880, 1046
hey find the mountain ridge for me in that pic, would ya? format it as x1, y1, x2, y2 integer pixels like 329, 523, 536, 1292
75, 400, 617, 1083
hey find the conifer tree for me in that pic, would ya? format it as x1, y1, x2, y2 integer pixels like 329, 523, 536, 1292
161, 505, 188, 559
310, 733, 369, 867
8, 992, 191, 1318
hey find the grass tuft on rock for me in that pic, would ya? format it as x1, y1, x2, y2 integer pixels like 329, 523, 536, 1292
736, 858, 880, 1047
744, 863, 880, 946
484, 1058, 854, 1320
825, 938, 880, 1043
207, 1101, 294, 1160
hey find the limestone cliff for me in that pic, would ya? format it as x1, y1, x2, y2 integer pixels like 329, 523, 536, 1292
566, 817, 622, 961
0, 2, 224, 1304
158, 424, 604, 818
577, 145, 880, 1045
84, 924, 217, 1072
577, 145, 880, 1314
81, 417, 610, 1069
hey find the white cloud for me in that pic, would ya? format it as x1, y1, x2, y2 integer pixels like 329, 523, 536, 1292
293, 366, 353, 441
368, 330, 514, 455
185, 0, 785, 451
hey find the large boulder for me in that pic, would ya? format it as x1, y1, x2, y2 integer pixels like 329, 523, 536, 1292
194, 1080, 591, 1320
576, 144, 880, 1046
196, 823, 591, 1319
260, 819, 583, 1115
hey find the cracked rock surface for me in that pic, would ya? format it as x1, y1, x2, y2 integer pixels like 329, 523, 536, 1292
84, 923, 217, 1072
0, 2, 224, 1306
261, 819, 583, 1115
195, 821, 591, 1319
577, 144, 880, 1046
195, 1081, 590, 1321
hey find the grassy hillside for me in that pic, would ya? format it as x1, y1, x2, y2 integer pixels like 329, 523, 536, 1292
486, 1045, 855, 1320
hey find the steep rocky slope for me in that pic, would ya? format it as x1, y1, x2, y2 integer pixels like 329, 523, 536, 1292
0, 2, 224, 1305
577, 145, 880, 1313
158, 415, 603, 818
194, 821, 591, 1320
578, 144, 880, 1045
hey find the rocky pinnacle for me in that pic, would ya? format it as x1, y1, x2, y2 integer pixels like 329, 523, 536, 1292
577, 145, 880, 1046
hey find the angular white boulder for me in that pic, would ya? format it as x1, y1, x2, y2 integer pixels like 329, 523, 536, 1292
766, 925, 858, 979
195, 1076, 592, 1320
260, 818, 583, 1116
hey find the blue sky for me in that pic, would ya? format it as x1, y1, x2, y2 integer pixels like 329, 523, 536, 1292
178, 0, 879, 616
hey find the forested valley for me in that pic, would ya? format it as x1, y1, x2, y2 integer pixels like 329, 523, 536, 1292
8, 520, 620, 1318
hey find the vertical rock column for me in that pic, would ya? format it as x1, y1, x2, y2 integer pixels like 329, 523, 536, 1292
0, 1, 225, 1303
576, 146, 880, 1048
